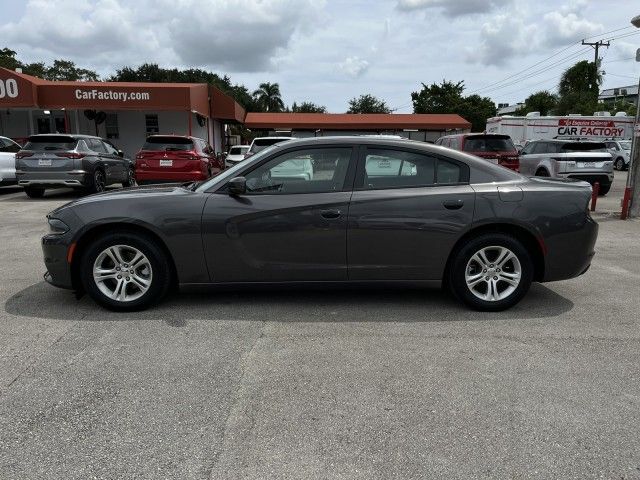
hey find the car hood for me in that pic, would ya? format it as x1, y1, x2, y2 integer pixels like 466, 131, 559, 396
49, 184, 188, 215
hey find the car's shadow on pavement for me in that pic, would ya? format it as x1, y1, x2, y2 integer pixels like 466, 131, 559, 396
5, 282, 573, 323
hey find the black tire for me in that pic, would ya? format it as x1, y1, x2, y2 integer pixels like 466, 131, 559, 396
80, 232, 172, 311
535, 168, 549, 177
598, 184, 611, 196
123, 167, 136, 188
448, 233, 533, 311
614, 158, 625, 171
24, 187, 45, 198
89, 168, 106, 194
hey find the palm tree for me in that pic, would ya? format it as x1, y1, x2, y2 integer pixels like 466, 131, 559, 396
252, 82, 285, 112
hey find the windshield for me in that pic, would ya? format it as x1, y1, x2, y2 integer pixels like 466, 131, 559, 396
195, 144, 281, 192
23, 136, 78, 151
619, 141, 631, 150
229, 146, 249, 155
143, 136, 193, 151
463, 136, 515, 152
561, 142, 607, 152
250, 138, 291, 153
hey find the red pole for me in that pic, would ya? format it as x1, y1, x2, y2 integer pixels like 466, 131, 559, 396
590, 181, 599, 212
621, 186, 632, 220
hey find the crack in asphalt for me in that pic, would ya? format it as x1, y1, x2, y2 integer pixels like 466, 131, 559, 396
205, 320, 267, 479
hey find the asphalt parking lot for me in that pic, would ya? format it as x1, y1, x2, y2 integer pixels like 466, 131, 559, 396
0, 175, 639, 479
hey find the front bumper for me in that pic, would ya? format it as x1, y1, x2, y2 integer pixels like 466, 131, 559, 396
42, 233, 74, 289
17, 170, 90, 188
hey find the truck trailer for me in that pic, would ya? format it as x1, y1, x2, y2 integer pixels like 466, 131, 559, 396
486, 112, 634, 145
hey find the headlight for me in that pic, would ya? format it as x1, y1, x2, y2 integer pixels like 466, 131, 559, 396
48, 218, 69, 235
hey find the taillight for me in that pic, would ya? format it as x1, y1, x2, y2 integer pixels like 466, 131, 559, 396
15, 152, 33, 159
55, 152, 85, 159
177, 151, 199, 161
136, 153, 145, 160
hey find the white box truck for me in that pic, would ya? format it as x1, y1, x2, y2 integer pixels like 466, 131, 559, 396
486, 112, 634, 145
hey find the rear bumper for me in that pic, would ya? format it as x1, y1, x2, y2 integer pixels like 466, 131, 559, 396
543, 214, 599, 282
16, 170, 90, 188
42, 233, 74, 289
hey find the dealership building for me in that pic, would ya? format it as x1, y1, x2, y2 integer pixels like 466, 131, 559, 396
1, 67, 470, 156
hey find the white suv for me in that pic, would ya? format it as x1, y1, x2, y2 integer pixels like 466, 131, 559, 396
0, 136, 21, 186
604, 139, 631, 171
519, 139, 614, 195
244, 136, 292, 159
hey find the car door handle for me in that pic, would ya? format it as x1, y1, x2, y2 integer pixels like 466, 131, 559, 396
320, 209, 342, 219
443, 200, 464, 210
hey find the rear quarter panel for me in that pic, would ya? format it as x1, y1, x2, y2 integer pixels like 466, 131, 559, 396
473, 178, 596, 281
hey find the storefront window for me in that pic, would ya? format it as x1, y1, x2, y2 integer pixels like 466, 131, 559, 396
106, 113, 119, 139
145, 114, 159, 134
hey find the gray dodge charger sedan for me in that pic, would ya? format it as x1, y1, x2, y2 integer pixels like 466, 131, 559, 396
42, 136, 598, 312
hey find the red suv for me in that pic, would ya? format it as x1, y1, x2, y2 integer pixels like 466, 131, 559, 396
135, 135, 221, 184
435, 133, 519, 171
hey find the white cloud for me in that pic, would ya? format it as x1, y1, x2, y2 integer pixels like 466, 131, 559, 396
397, 0, 512, 17
470, 2, 603, 66
338, 56, 370, 77
0, 0, 325, 73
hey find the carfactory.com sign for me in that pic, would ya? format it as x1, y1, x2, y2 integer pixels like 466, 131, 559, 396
74, 89, 151, 102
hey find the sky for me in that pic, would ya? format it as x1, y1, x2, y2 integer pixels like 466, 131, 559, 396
0, 0, 638, 112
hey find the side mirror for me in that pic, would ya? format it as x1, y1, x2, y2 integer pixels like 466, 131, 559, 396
228, 176, 246, 195
117, 150, 124, 157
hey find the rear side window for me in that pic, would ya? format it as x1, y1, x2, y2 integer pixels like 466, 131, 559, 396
449, 137, 461, 150
437, 159, 463, 184
143, 136, 194, 151
87, 138, 107, 153
23, 136, 78, 151
361, 149, 435, 189
463, 136, 515, 152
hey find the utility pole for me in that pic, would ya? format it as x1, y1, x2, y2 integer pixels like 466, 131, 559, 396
581, 39, 610, 68
622, 15, 640, 219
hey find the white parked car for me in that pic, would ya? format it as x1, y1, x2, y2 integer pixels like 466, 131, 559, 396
604, 139, 631, 171
225, 145, 250, 168
244, 136, 292, 159
0, 136, 21, 186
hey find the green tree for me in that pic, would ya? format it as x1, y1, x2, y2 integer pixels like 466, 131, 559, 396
411, 80, 496, 131
45, 59, 98, 81
555, 60, 601, 115
347, 94, 391, 113
291, 101, 327, 113
252, 82, 285, 112
515, 90, 558, 116
595, 99, 637, 117
0, 47, 21, 71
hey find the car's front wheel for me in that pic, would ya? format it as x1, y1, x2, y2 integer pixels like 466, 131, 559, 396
80, 232, 172, 311
449, 233, 533, 311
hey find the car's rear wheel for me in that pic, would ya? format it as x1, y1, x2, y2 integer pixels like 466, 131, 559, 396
535, 168, 549, 177
80, 232, 171, 311
614, 158, 625, 171
90, 169, 106, 194
24, 187, 45, 198
449, 233, 533, 311
598, 184, 610, 196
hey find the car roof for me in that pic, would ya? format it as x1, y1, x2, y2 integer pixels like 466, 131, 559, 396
252, 136, 293, 141
27, 134, 101, 140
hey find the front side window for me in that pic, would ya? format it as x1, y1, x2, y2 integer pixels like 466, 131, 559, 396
244, 147, 352, 194
361, 148, 435, 189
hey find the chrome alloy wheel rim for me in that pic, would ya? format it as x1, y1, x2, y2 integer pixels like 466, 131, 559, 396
93, 245, 152, 302
465, 246, 521, 302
